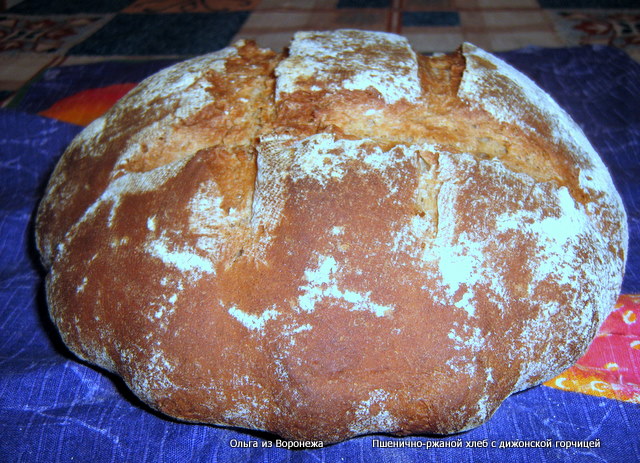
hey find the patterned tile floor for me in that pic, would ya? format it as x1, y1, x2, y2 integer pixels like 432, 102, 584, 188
1, 0, 639, 106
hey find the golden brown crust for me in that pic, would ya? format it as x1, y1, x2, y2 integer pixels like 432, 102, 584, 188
36, 30, 627, 443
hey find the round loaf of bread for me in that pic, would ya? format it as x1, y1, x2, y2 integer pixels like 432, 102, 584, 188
36, 30, 627, 442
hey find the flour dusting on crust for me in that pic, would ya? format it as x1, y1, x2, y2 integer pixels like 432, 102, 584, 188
458, 43, 625, 212
276, 30, 421, 104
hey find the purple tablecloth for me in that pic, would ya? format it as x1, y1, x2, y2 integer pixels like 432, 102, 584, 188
1, 45, 639, 462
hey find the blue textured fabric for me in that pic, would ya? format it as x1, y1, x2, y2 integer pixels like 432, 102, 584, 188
1, 46, 639, 462
12, 59, 178, 115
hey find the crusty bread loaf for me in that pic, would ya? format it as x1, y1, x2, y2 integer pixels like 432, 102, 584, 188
36, 29, 627, 443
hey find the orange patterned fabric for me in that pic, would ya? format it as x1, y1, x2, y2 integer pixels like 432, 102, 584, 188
38, 83, 136, 126
545, 294, 640, 403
